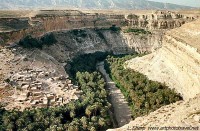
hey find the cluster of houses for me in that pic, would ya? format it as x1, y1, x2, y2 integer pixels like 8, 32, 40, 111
7, 68, 81, 110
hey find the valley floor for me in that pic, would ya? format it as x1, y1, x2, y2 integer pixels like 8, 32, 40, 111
97, 61, 132, 127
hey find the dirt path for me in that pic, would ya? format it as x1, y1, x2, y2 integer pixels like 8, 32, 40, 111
97, 61, 132, 127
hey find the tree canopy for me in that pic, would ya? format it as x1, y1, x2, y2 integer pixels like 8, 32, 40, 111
104, 55, 182, 119
0, 52, 111, 131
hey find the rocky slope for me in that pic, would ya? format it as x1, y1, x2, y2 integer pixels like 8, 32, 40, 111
39, 28, 162, 60
126, 19, 200, 100
108, 94, 200, 131
117, 19, 200, 130
122, 30, 163, 53
0, 0, 193, 10
0, 27, 163, 110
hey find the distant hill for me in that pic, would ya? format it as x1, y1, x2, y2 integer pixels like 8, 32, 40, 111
0, 0, 193, 10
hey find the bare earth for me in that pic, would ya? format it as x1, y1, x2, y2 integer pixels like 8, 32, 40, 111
97, 61, 132, 127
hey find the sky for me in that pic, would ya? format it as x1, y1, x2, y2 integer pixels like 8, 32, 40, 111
149, 0, 200, 7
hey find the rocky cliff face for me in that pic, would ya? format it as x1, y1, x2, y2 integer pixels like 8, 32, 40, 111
109, 18, 200, 131
122, 31, 163, 53
126, 19, 200, 100
0, 10, 196, 45
126, 10, 196, 29
41, 28, 161, 62
0, 28, 159, 80
0, 27, 162, 110
108, 94, 200, 131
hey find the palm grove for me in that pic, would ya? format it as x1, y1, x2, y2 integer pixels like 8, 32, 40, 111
0, 52, 111, 131
0, 50, 182, 130
104, 55, 182, 118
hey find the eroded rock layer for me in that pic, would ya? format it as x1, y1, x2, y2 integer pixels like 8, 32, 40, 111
108, 94, 200, 131
118, 19, 200, 131
0, 27, 162, 110
0, 10, 196, 45
126, 19, 200, 100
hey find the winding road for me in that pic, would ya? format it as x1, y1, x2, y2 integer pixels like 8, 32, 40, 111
97, 61, 132, 127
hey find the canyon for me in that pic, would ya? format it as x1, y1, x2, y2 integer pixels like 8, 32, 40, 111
114, 15, 200, 131
0, 10, 196, 45
125, 19, 200, 100
0, 9, 200, 130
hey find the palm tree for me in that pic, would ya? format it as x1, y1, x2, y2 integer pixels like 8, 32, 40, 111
100, 108, 107, 118
6, 122, 15, 131
16, 118, 26, 129
85, 106, 92, 119
70, 110, 76, 118
80, 116, 88, 130
92, 102, 100, 116
91, 116, 98, 123
68, 119, 79, 131
98, 117, 106, 127
89, 126, 96, 131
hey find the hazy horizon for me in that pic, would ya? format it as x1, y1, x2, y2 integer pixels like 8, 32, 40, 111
0, 0, 197, 10
149, 0, 200, 7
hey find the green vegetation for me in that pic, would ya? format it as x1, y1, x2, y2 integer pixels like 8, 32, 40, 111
18, 33, 57, 49
0, 33, 9, 45
95, 25, 121, 32
127, 14, 139, 19
71, 29, 87, 38
0, 52, 112, 131
123, 28, 151, 35
18, 35, 42, 48
41, 33, 57, 45
0, 52, 183, 130
104, 55, 182, 119
109, 25, 121, 32
68, 52, 109, 79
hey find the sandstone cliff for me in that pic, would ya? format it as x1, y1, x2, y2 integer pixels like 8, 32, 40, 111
40, 28, 159, 62
122, 30, 163, 53
0, 27, 162, 83
0, 10, 196, 45
126, 19, 200, 100
108, 94, 200, 131
116, 19, 200, 131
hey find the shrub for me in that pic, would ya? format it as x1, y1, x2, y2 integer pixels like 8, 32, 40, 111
123, 28, 151, 35
18, 35, 42, 49
18, 33, 57, 49
41, 33, 57, 45
109, 25, 121, 32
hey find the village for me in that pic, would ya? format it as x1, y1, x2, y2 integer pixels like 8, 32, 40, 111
3, 68, 81, 110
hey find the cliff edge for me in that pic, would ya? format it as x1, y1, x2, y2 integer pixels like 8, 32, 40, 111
126, 19, 200, 100
113, 19, 200, 130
